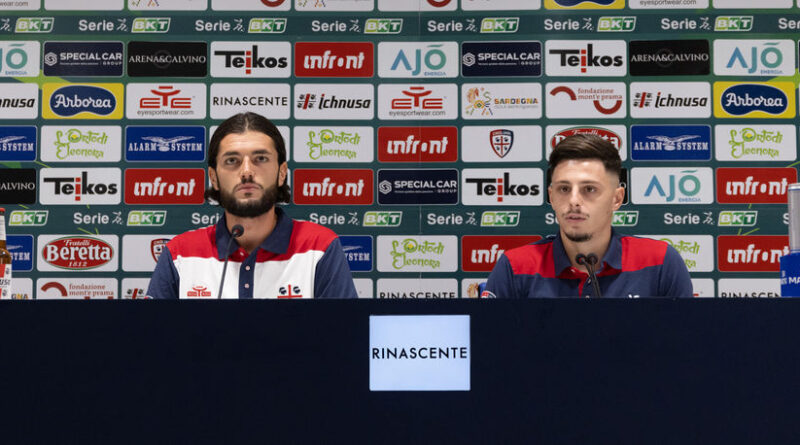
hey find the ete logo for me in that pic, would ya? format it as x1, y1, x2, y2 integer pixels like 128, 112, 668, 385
248, 18, 287, 33
132, 17, 170, 33
15, 18, 54, 33
9, 210, 48, 226
480, 18, 519, 33
550, 85, 622, 115
714, 82, 795, 119
43, 84, 124, 120
715, 16, 753, 31
365, 18, 402, 34
545, 0, 624, 9
597, 17, 636, 32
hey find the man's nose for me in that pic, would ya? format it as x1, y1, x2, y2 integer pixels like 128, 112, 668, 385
240, 156, 254, 178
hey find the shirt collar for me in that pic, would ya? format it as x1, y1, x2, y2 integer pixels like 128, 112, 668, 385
553, 228, 623, 275
215, 207, 294, 260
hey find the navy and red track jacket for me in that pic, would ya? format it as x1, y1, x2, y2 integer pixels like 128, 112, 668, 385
482, 230, 693, 298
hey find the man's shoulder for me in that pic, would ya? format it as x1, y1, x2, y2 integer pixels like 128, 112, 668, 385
287, 220, 339, 254
619, 235, 670, 271
503, 237, 555, 275
166, 225, 216, 258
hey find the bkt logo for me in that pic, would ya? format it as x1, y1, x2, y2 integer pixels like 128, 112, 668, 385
125, 126, 205, 162
715, 82, 795, 118
131, 17, 170, 33
545, 0, 624, 8
127, 210, 167, 227
718, 235, 788, 273
15, 18, 53, 33
295, 42, 374, 78
631, 167, 713, 204
248, 18, 287, 33
612, 211, 638, 227
363, 211, 402, 227
124, 169, 205, 205
480, 18, 519, 33
378, 126, 458, 163
0, 126, 36, 161
293, 169, 374, 205
715, 16, 753, 31
339, 235, 372, 272
597, 16, 636, 32
462, 169, 543, 206
630, 125, 711, 161
716, 167, 797, 204
211, 42, 290, 78
378, 42, 458, 78
462, 235, 541, 272
40, 168, 121, 205
546, 41, 626, 76
718, 211, 757, 227
43, 83, 123, 120
365, 18, 402, 34
0, 41, 39, 77
714, 40, 794, 76
481, 211, 520, 227
9, 210, 48, 227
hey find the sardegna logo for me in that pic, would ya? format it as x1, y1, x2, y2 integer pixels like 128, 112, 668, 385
38, 234, 118, 272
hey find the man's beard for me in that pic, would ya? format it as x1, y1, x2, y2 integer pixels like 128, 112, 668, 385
218, 179, 278, 218
564, 231, 592, 243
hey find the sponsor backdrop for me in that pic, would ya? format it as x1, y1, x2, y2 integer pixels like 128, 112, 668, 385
0, 0, 798, 299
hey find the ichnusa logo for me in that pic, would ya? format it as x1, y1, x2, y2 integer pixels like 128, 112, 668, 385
131, 17, 170, 33
248, 18, 287, 33
15, 18, 54, 33
714, 82, 795, 119
42, 83, 124, 120
545, 0, 624, 9
480, 18, 520, 33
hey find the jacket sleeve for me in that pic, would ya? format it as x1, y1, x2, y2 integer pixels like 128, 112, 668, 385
146, 246, 180, 299
313, 237, 358, 299
659, 244, 694, 298
482, 254, 518, 299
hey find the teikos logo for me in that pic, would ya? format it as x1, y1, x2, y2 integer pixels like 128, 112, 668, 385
125, 126, 206, 162
545, 82, 626, 119
43, 41, 123, 77
378, 42, 458, 78
37, 234, 118, 272
628, 40, 710, 76
124, 168, 205, 205
462, 125, 542, 162
461, 83, 542, 120
295, 42, 373, 77
545, 40, 626, 76
126, 83, 207, 120
716, 167, 796, 204
544, 0, 625, 9
713, 40, 794, 77
714, 81, 795, 119
462, 168, 543, 206
293, 169, 374, 205
378, 126, 457, 162
0, 83, 38, 119
378, 84, 456, 120
294, 126, 374, 163
377, 169, 459, 205
127, 41, 208, 77
631, 167, 713, 204
43, 83, 124, 120
461, 235, 542, 272
0, 168, 36, 204
718, 235, 789, 273
715, 125, 796, 161
376, 235, 458, 272
211, 41, 291, 78
0, 126, 36, 161
630, 82, 710, 118
461, 41, 541, 78
377, 0, 457, 11
0, 41, 39, 77
40, 126, 122, 162
545, 125, 626, 160
295, 83, 374, 120
630, 125, 711, 161
40, 168, 121, 205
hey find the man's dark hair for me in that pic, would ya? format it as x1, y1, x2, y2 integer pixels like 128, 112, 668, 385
547, 134, 622, 185
205, 112, 290, 203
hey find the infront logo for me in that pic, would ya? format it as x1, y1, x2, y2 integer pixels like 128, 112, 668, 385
293, 169, 374, 205
124, 169, 205, 204
378, 126, 457, 162
718, 235, 789, 272
461, 235, 541, 272
716, 167, 796, 204
295, 42, 374, 78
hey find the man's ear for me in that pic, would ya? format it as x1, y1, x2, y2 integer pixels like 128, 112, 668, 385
612, 185, 624, 211
279, 162, 288, 186
208, 167, 219, 191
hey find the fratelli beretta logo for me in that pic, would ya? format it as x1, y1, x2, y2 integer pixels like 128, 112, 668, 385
714, 82, 795, 119
43, 83, 123, 120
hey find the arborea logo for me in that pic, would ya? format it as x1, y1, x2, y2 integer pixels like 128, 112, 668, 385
293, 169, 374, 205
461, 235, 541, 272
43, 83, 123, 120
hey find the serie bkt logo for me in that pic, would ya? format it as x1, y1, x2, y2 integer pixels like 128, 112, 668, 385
295, 42, 373, 78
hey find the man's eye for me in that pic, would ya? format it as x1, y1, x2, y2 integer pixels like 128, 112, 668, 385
255, 155, 269, 163
585, 186, 596, 193
558, 186, 569, 193
223, 158, 239, 165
